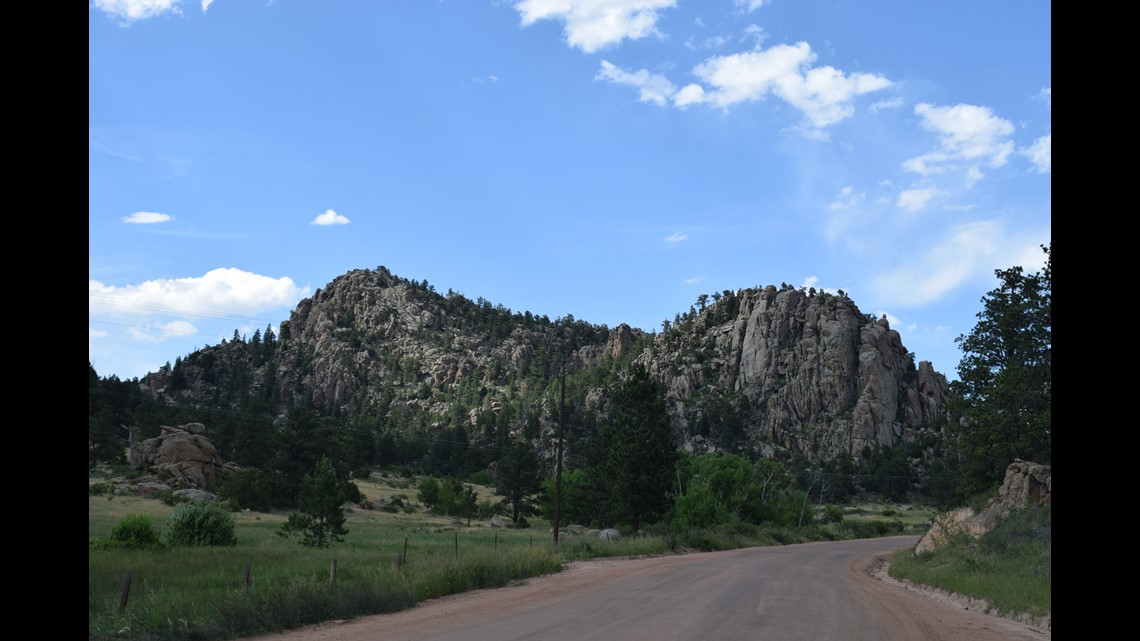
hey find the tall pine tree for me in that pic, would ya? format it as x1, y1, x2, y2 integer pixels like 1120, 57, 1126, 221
951, 244, 1051, 492
600, 364, 677, 533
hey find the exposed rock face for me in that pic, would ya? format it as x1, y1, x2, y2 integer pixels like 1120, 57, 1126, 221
638, 286, 950, 460
915, 459, 1051, 554
149, 268, 952, 466
133, 423, 225, 489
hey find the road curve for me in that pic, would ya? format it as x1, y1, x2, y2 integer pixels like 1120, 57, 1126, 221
242, 536, 1048, 641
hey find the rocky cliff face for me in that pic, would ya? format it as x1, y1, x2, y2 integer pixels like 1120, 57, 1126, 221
639, 286, 950, 460
150, 268, 952, 464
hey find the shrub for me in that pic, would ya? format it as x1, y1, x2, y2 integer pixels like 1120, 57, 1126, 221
88, 482, 113, 496
166, 501, 238, 547
92, 514, 163, 549
979, 506, 1050, 557
820, 505, 845, 524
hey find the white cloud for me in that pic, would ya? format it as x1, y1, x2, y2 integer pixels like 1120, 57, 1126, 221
93, 0, 183, 22
869, 97, 903, 112
122, 211, 175, 224
664, 231, 688, 243
801, 276, 819, 288
126, 320, 199, 343
828, 185, 861, 211
965, 166, 984, 189
685, 34, 729, 51
871, 221, 1003, 306
597, 61, 677, 106
89, 268, 309, 318
515, 0, 677, 53
741, 24, 768, 47
201, 0, 214, 11
1022, 134, 1051, 174
906, 103, 1015, 173
682, 42, 892, 129
942, 204, 976, 212
673, 83, 706, 107
1038, 87, 1051, 108
682, 276, 708, 285
311, 209, 350, 225
599, 42, 890, 131
735, 0, 769, 11
89, 328, 108, 338
897, 188, 934, 212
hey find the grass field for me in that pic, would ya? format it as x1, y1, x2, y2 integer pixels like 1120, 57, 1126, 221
92, 473, 1043, 641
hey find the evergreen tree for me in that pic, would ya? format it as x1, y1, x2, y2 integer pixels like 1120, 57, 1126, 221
494, 441, 542, 525
600, 365, 677, 533
278, 456, 349, 547
951, 244, 1051, 493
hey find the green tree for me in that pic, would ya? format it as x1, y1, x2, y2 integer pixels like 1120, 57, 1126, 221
951, 244, 1051, 493
279, 456, 349, 547
601, 365, 678, 533
494, 441, 542, 525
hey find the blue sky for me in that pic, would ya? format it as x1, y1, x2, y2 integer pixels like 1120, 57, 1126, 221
89, 0, 1051, 383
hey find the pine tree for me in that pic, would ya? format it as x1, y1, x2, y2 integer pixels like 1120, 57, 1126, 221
495, 441, 541, 525
278, 456, 349, 547
600, 365, 677, 533
951, 244, 1051, 492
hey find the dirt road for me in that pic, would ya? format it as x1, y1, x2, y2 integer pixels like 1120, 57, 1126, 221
240, 536, 1049, 641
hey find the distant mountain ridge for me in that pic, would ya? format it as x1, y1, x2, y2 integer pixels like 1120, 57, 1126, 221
144, 266, 952, 465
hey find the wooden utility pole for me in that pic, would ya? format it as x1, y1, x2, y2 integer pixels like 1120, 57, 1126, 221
552, 362, 566, 545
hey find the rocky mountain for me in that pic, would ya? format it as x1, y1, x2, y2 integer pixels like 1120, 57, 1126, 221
144, 266, 953, 465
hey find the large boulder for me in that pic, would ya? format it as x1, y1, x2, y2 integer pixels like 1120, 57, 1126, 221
915, 459, 1051, 554
133, 423, 225, 489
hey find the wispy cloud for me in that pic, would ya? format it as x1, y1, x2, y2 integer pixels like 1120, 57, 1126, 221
311, 209, 351, 226
122, 211, 175, 224
682, 276, 708, 285
599, 42, 891, 134
904, 103, 1015, 175
126, 320, 199, 343
664, 231, 689, 243
515, 0, 677, 53
1022, 134, 1051, 174
869, 97, 903, 112
735, 0, 770, 12
597, 61, 677, 106
93, 0, 184, 23
202, 0, 214, 11
828, 186, 861, 211
897, 188, 934, 212
870, 221, 1004, 306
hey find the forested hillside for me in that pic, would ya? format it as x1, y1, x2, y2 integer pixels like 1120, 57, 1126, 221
89, 247, 1050, 528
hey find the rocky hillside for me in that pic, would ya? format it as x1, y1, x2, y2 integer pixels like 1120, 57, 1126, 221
145, 266, 952, 464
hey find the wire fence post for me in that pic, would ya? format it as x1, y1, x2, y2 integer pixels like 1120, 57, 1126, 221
329, 558, 337, 586
454, 532, 458, 556
242, 563, 251, 593
118, 571, 132, 612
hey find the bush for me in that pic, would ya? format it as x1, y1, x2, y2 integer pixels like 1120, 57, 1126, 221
166, 501, 238, 547
92, 514, 163, 550
979, 506, 1050, 557
88, 482, 113, 496
820, 505, 845, 524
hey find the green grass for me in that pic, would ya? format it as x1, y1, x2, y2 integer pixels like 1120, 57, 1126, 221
888, 506, 1050, 619
88, 480, 952, 641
